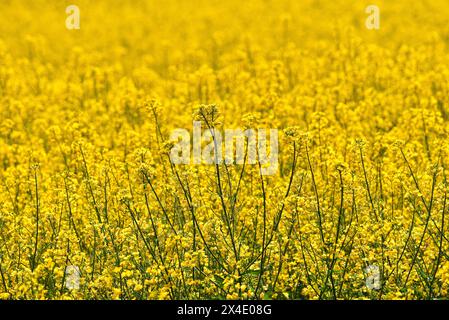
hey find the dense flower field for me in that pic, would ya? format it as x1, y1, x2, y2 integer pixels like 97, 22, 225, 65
1, 0, 449, 299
